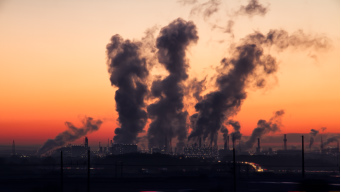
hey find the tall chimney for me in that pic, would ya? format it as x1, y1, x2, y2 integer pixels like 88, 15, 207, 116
85, 137, 88, 149
227, 135, 229, 151
12, 140, 15, 155
283, 134, 287, 151
256, 138, 260, 153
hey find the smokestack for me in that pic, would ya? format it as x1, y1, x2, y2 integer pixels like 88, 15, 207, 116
284, 134, 287, 151
227, 135, 229, 151
85, 137, 88, 149
320, 136, 324, 152
12, 140, 15, 156
256, 138, 260, 153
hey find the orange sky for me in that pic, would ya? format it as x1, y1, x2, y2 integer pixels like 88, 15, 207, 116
0, 0, 339, 146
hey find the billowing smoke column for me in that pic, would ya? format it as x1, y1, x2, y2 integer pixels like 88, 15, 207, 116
147, 18, 199, 150
37, 117, 103, 155
244, 110, 284, 150
188, 29, 328, 146
309, 129, 319, 149
106, 35, 149, 144
189, 33, 278, 145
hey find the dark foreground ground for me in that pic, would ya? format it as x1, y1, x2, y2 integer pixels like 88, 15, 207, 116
0, 174, 339, 192
1, 153, 339, 191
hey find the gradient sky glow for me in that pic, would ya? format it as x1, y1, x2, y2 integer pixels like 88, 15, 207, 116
0, 0, 339, 147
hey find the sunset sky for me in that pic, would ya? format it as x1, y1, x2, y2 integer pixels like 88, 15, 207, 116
0, 0, 339, 147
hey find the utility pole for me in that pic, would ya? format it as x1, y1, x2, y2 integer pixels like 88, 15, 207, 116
302, 135, 305, 178
233, 146, 236, 192
61, 151, 63, 192
87, 149, 90, 192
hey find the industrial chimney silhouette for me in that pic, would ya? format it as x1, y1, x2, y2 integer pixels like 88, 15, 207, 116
256, 138, 260, 153
224, 136, 229, 151
85, 137, 89, 149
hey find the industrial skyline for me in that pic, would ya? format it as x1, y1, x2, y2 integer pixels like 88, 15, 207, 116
0, 0, 339, 191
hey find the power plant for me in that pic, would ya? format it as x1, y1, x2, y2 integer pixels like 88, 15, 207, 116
34, 131, 339, 160
184, 143, 217, 158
